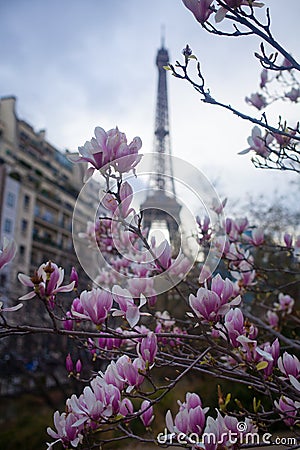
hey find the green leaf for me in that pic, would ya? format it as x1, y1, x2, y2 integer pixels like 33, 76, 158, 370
253, 397, 261, 413
256, 361, 268, 371
225, 393, 231, 407
163, 65, 171, 71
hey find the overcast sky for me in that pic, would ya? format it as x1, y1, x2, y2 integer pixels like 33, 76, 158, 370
0, 0, 299, 209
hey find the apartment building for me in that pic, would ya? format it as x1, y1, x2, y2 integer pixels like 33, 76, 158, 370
0, 96, 101, 301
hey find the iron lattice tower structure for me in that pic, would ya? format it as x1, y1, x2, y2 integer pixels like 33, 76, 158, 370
141, 44, 182, 249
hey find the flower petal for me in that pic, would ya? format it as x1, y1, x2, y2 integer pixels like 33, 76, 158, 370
19, 291, 36, 300
18, 273, 34, 287
126, 305, 140, 328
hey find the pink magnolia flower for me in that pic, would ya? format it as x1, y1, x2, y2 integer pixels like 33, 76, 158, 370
236, 335, 260, 363
266, 310, 279, 329
119, 398, 134, 417
245, 92, 268, 110
102, 192, 118, 214
197, 214, 210, 233
66, 354, 74, 373
115, 355, 145, 389
273, 128, 296, 147
260, 68, 268, 88
274, 396, 299, 426
183, 392, 203, 410
223, 415, 258, 443
248, 227, 264, 246
262, 339, 280, 377
211, 274, 234, 304
196, 215, 212, 244
230, 260, 256, 287
154, 240, 172, 271
118, 182, 135, 217
102, 182, 135, 219
63, 311, 74, 331
285, 87, 300, 102
132, 357, 146, 386
140, 400, 154, 427
224, 308, 244, 347
47, 411, 82, 449
113, 135, 143, 174
75, 359, 82, 375
112, 285, 147, 328
0, 238, 16, 270
68, 386, 110, 425
215, 1, 264, 23
277, 352, 300, 379
188, 406, 207, 434
281, 57, 293, 70
138, 332, 158, 365
240, 126, 273, 158
211, 197, 227, 215
233, 217, 249, 234
166, 393, 208, 437
202, 412, 227, 450
189, 281, 240, 323
274, 293, 294, 314
69, 267, 78, 289
156, 310, 175, 329
103, 361, 125, 391
71, 297, 84, 316
73, 288, 113, 326
283, 232, 293, 248
18, 261, 75, 304
189, 287, 221, 322
69, 126, 142, 181
89, 378, 120, 416
225, 217, 233, 235
174, 409, 190, 434
223, 0, 244, 7
225, 242, 247, 262
182, 0, 214, 24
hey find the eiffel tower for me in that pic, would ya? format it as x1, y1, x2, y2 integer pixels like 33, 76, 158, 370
141, 41, 182, 253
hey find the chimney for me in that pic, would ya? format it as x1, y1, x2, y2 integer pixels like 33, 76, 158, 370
0, 96, 18, 146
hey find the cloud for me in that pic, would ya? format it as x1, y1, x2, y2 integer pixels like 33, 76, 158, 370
0, 0, 299, 202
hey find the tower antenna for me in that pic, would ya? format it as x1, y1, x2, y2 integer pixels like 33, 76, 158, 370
161, 24, 165, 48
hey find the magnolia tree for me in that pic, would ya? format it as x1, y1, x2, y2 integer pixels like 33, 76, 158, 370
1, 1, 300, 449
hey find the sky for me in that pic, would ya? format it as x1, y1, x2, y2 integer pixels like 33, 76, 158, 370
0, 0, 299, 211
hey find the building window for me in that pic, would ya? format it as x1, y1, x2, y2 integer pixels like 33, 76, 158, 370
6, 192, 15, 208
19, 245, 25, 263
34, 205, 40, 217
43, 231, 53, 244
21, 219, 28, 234
4, 218, 12, 233
24, 194, 30, 209
33, 227, 39, 239
0, 273, 7, 287
43, 210, 54, 223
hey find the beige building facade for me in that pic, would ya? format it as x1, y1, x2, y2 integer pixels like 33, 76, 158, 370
0, 96, 101, 301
